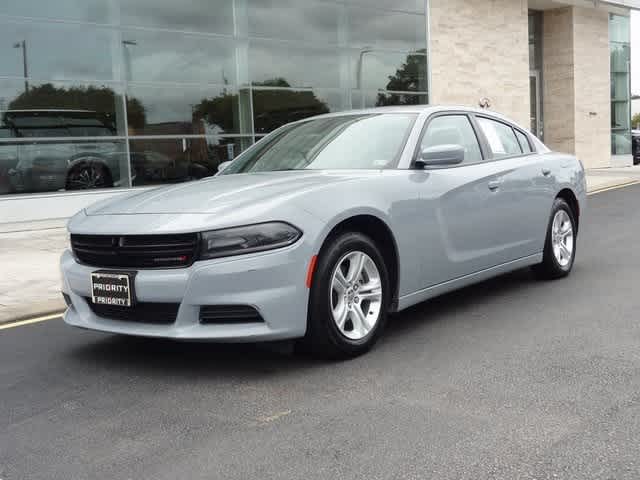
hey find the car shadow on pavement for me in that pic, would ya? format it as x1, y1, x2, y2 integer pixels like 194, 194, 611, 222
384, 267, 537, 340
67, 267, 539, 376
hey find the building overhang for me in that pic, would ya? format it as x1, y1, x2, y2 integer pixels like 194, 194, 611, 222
529, 0, 640, 13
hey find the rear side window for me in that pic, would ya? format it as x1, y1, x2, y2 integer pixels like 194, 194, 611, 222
515, 129, 533, 153
477, 117, 521, 158
421, 115, 483, 164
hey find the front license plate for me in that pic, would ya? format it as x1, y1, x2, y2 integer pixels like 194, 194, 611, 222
91, 271, 135, 307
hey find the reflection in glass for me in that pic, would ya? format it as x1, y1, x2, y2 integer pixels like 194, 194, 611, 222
252, 87, 345, 134
224, 114, 417, 173
361, 91, 428, 108
348, 7, 426, 50
249, 41, 341, 89
0, 0, 430, 196
248, 0, 340, 43
0, 20, 115, 81
130, 137, 250, 186
0, 138, 126, 194
121, 29, 236, 84
349, 0, 425, 14
0, 0, 114, 24
0, 79, 126, 135
352, 49, 427, 91
127, 85, 246, 136
120, 0, 233, 35
609, 14, 631, 155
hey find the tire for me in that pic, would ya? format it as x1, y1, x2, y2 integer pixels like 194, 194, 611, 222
66, 161, 113, 190
532, 198, 577, 280
299, 231, 390, 359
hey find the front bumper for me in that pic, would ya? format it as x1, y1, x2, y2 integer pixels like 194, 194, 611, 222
61, 241, 312, 342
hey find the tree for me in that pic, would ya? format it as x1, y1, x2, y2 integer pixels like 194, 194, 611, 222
8, 83, 146, 129
376, 49, 427, 107
633, 112, 640, 130
193, 78, 330, 134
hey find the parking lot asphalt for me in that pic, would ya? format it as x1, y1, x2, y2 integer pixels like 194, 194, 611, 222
2, 184, 640, 480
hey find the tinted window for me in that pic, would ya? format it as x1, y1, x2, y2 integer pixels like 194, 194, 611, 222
477, 117, 522, 158
515, 129, 532, 153
224, 114, 416, 173
421, 115, 483, 164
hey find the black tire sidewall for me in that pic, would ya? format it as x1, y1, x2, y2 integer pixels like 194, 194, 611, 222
544, 198, 577, 275
306, 231, 390, 357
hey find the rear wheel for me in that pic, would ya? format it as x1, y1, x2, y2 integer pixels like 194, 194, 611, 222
532, 198, 577, 279
299, 231, 390, 359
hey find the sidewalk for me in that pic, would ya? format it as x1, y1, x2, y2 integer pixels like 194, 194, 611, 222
1, 167, 639, 324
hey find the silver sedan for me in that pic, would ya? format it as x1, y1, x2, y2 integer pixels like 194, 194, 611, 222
61, 106, 586, 358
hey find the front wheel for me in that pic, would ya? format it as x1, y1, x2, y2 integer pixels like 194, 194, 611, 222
299, 232, 390, 359
532, 198, 577, 279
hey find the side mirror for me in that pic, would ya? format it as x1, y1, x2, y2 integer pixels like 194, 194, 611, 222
416, 144, 465, 168
217, 160, 232, 173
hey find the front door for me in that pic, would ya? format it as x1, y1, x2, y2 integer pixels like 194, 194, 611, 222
415, 113, 514, 288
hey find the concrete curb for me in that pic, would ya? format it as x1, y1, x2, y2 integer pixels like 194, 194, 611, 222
587, 179, 640, 195
0, 299, 66, 326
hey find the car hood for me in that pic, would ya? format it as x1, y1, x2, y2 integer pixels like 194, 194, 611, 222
85, 170, 370, 216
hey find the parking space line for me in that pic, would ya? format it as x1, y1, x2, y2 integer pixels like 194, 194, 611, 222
0, 312, 64, 331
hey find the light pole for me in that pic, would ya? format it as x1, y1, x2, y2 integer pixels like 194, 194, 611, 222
356, 46, 374, 108
13, 40, 28, 93
122, 40, 137, 82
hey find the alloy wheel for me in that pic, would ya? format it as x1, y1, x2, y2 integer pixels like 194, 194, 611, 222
551, 209, 574, 267
67, 165, 107, 189
329, 250, 383, 340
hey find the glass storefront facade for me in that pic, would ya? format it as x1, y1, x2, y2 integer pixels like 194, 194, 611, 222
610, 13, 632, 155
0, 0, 429, 196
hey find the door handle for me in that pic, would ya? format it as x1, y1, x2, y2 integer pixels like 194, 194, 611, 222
488, 180, 500, 191
541, 168, 551, 177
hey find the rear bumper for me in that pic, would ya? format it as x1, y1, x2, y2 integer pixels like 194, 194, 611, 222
60, 240, 313, 342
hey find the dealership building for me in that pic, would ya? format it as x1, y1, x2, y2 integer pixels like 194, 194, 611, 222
0, 0, 638, 225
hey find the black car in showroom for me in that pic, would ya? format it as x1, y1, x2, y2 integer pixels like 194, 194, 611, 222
633, 130, 640, 165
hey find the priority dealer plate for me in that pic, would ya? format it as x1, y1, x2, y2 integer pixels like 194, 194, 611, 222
90, 271, 136, 307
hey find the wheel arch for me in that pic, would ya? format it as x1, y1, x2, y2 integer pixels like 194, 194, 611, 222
556, 188, 580, 232
317, 214, 401, 312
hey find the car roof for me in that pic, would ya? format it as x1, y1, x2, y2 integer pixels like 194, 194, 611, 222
309, 104, 518, 123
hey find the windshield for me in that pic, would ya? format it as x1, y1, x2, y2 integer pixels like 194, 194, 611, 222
223, 113, 416, 174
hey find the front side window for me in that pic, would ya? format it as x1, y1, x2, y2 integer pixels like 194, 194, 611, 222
223, 113, 416, 173
420, 115, 483, 164
477, 117, 522, 158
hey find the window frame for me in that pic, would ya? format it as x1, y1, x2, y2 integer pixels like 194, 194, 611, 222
411, 111, 488, 168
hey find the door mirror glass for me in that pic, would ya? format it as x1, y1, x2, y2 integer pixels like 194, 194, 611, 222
419, 144, 465, 166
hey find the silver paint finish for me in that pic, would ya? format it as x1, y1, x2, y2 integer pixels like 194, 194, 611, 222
61, 105, 587, 341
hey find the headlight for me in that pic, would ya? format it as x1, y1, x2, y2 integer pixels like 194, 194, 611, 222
200, 222, 302, 259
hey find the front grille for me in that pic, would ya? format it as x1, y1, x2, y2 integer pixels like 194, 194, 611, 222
86, 298, 179, 324
199, 305, 263, 324
71, 233, 199, 268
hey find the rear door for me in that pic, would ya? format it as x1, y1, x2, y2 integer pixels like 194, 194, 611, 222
473, 115, 554, 260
